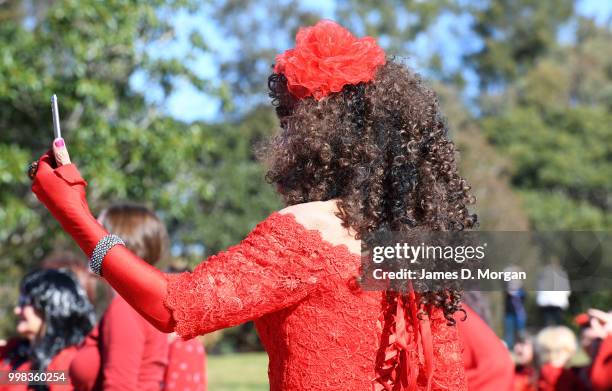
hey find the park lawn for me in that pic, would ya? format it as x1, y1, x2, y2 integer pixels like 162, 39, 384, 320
205, 347, 592, 390
207, 352, 269, 390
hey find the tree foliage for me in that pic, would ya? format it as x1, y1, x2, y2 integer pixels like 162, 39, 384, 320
477, 19, 612, 229
466, 0, 575, 89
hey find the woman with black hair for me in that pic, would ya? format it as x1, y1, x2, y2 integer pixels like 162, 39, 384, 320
0, 268, 95, 390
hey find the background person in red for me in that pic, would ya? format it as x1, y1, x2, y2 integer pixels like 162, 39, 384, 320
0, 268, 95, 391
513, 334, 537, 391
534, 326, 587, 391
163, 263, 207, 391
456, 304, 515, 390
69, 204, 170, 391
163, 334, 206, 391
578, 309, 612, 390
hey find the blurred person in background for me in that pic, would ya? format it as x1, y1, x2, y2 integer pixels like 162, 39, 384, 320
513, 333, 537, 391
455, 304, 515, 390
504, 264, 527, 348
0, 269, 95, 390
163, 261, 207, 391
69, 203, 169, 391
41, 251, 99, 308
576, 309, 612, 390
536, 259, 571, 327
535, 326, 587, 391
32, 20, 479, 390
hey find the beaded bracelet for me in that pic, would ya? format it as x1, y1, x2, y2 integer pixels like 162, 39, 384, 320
89, 234, 125, 276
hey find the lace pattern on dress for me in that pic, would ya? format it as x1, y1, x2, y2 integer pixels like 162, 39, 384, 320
164, 212, 334, 339
163, 212, 466, 390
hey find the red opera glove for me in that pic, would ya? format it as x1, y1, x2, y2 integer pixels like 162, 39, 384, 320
31, 151, 175, 332
32, 151, 106, 254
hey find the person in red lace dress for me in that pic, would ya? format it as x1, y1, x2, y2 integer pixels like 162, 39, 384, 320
30, 20, 477, 391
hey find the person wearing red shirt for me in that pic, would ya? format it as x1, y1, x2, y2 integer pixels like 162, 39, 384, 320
456, 304, 515, 390
163, 263, 207, 391
163, 334, 207, 391
534, 325, 588, 391
512, 334, 537, 391
0, 269, 95, 391
578, 309, 612, 390
537, 364, 587, 391
69, 204, 169, 391
591, 334, 612, 390
0, 340, 78, 391
31, 20, 481, 390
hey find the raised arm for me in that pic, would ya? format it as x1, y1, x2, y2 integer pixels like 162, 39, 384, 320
161, 210, 324, 339
31, 151, 175, 331
31, 151, 324, 337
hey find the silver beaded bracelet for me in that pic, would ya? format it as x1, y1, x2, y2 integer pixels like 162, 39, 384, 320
89, 234, 125, 276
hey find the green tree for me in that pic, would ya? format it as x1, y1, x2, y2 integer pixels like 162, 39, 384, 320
466, 0, 574, 90
472, 13, 612, 320
478, 20, 612, 230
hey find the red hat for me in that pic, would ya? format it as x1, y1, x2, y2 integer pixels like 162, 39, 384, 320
274, 20, 386, 100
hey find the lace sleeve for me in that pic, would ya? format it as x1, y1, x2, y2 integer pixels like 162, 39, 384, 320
164, 212, 326, 339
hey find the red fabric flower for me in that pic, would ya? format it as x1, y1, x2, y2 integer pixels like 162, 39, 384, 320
274, 20, 386, 100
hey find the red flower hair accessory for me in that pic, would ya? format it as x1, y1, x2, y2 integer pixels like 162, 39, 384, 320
274, 20, 386, 100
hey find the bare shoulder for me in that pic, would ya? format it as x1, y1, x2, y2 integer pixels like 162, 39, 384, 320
278, 201, 360, 255
278, 201, 339, 231
279, 200, 361, 254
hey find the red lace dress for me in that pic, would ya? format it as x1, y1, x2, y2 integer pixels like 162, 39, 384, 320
164, 212, 466, 390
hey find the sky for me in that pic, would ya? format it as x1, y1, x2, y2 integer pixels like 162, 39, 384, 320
131, 0, 612, 123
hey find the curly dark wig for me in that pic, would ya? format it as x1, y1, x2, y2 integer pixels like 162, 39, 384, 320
261, 60, 477, 322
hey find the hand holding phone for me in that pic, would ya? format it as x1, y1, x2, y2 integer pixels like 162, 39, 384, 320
51, 94, 71, 166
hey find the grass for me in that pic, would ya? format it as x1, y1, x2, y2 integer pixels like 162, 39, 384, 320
207, 347, 592, 390
207, 352, 269, 391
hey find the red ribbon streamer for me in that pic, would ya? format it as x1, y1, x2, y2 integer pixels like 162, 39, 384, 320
373, 284, 435, 391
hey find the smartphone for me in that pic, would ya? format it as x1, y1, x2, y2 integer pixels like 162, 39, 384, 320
50, 94, 70, 165
51, 94, 61, 140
